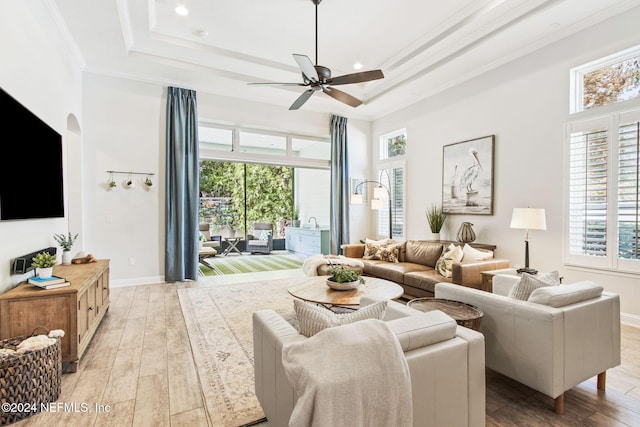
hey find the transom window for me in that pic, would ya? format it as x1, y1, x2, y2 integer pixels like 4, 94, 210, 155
571, 44, 640, 113
379, 129, 407, 160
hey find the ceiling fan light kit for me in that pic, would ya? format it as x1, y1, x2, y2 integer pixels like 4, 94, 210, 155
247, 0, 384, 110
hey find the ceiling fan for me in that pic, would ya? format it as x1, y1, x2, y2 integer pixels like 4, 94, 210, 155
247, 0, 384, 110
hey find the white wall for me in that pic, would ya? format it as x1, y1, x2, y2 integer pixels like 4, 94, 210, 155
0, 2, 83, 293
371, 8, 640, 323
79, 76, 368, 284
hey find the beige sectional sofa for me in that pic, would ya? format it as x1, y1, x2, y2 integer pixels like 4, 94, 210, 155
342, 240, 509, 298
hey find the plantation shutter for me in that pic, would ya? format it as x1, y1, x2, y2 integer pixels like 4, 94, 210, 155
568, 128, 608, 257
618, 120, 640, 260
377, 165, 404, 238
391, 167, 404, 238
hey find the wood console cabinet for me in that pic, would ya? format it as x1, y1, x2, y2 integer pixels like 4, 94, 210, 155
0, 260, 110, 372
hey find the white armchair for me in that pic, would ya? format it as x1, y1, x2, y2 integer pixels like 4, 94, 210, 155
435, 276, 621, 414
253, 297, 486, 427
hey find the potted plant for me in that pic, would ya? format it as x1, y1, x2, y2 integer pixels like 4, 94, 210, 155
292, 205, 301, 227
54, 232, 79, 265
326, 263, 365, 290
426, 204, 446, 240
31, 252, 57, 278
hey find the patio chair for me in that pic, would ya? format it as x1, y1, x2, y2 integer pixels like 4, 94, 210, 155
199, 223, 222, 250
246, 222, 273, 254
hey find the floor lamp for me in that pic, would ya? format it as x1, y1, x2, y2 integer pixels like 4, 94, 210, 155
351, 179, 392, 239
510, 207, 546, 274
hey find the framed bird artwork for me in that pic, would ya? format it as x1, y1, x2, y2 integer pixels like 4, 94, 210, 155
442, 135, 495, 215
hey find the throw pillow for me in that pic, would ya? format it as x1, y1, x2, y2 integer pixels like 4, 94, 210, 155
258, 229, 272, 241
528, 281, 603, 307
461, 244, 493, 262
378, 243, 401, 263
435, 245, 464, 278
293, 299, 388, 337
507, 271, 561, 301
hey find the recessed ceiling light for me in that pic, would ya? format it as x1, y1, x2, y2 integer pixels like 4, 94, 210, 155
353, 62, 363, 70
175, 5, 189, 16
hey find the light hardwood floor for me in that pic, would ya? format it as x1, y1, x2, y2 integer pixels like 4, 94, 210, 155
14, 270, 640, 427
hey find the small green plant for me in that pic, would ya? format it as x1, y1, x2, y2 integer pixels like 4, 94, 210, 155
328, 263, 365, 284
425, 204, 446, 233
53, 232, 78, 251
31, 252, 57, 268
108, 179, 117, 188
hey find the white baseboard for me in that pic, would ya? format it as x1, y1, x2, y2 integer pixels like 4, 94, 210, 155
110, 275, 165, 288
621, 312, 640, 328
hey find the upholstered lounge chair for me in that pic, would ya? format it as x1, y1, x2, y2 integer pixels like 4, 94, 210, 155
199, 223, 221, 250
246, 222, 273, 254
435, 276, 621, 414
253, 297, 486, 427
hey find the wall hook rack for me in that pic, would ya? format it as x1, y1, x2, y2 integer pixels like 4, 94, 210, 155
106, 171, 155, 191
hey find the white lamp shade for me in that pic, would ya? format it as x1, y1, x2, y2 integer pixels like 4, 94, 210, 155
370, 198, 383, 210
510, 208, 547, 230
351, 194, 363, 204
373, 186, 387, 199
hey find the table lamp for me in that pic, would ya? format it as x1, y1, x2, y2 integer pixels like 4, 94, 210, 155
510, 208, 546, 274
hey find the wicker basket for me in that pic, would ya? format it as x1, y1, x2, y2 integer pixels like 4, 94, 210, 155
0, 328, 62, 425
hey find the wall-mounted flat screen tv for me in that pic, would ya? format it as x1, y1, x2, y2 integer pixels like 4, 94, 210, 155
0, 87, 64, 220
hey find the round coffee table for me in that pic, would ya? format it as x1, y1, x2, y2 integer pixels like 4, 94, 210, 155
288, 276, 403, 309
407, 298, 483, 331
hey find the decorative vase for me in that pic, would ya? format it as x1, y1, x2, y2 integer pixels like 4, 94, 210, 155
457, 222, 476, 243
62, 251, 72, 265
36, 267, 53, 279
431, 232, 441, 241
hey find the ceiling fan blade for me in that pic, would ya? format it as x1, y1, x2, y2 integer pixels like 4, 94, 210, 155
321, 86, 362, 108
289, 89, 315, 110
293, 54, 319, 82
328, 70, 384, 85
247, 82, 306, 86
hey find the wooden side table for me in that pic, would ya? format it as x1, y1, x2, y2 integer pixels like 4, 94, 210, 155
407, 297, 484, 331
479, 268, 518, 292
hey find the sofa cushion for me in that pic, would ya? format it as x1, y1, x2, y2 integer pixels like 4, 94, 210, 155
461, 244, 493, 261
404, 241, 444, 267
435, 244, 464, 278
507, 271, 560, 301
365, 262, 430, 284
386, 310, 457, 352
404, 270, 452, 294
528, 281, 604, 307
293, 298, 388, 337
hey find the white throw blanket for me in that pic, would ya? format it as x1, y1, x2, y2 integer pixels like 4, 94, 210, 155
301, 254, 365, 276
282, 319, 412, 427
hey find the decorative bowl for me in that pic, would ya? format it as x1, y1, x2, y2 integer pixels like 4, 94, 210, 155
326, 278, 359, 291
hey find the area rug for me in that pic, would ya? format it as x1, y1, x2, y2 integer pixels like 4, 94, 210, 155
177, 278, 300, 427
199, 254, 302, 276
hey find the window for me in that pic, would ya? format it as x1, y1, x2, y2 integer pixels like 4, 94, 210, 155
198, 123, 330, 168
565, 109, 640, 273
199, 125, 233, 152
377, 130, 406, 239
377, 163, 405, 239
379, 129, 407, 160
571, 45, 640, 113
